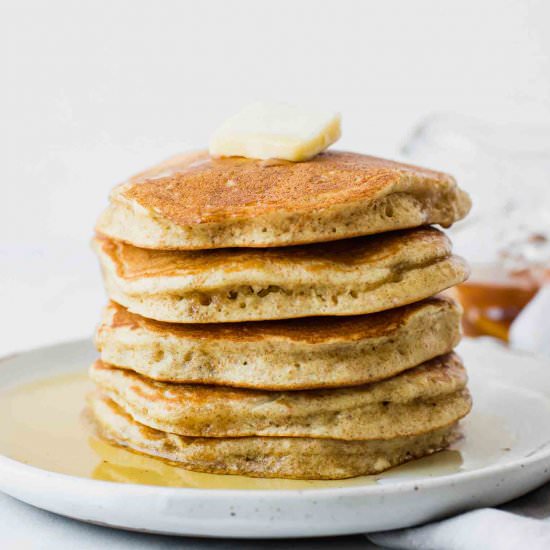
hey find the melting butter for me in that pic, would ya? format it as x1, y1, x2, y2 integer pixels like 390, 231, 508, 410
209, 102, 341, 162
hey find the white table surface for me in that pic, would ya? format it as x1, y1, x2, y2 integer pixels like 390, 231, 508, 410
0, 492, 380, 549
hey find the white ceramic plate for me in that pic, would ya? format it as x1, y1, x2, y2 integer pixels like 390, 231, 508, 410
0, 338, 549, 538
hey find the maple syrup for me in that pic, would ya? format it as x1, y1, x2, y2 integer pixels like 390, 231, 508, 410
451, 265, 542, 341
0, 371, 514, 490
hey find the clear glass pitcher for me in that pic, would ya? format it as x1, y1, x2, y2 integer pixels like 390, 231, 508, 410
402, 113, 550, 340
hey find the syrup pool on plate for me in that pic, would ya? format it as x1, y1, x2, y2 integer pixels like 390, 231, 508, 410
0, 371, 516, 490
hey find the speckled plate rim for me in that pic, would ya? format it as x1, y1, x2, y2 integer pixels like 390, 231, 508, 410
0, 338, 549, 538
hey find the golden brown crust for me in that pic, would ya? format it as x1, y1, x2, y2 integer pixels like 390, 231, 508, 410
92, 227, 469, 323
95, 298, 462, 390
96, 150, 471, 249
94, 227, 451, 280
123, 150, 458, 225
102, 296, 458, 344
89, 353, 472, 441
88, 393, 463, 479
91, 352, 467, 405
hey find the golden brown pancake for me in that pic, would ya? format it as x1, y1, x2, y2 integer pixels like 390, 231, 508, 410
96, 150, 471, 250
92, 227, 469, 323
96, 297, 461, 389
88, 393, 462, 479
89, 353, 472, 441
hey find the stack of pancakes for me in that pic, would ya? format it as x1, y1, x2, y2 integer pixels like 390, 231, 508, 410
89, 150, 472, 480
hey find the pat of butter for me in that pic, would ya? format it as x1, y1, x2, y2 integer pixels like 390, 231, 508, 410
209, 102, 341, 162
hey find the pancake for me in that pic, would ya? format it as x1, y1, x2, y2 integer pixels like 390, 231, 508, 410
89, 353, 472, 441
92, 227, 469, 323
96, 297, 462, 390
88, 393, 462, 479
95, 150, 471, 250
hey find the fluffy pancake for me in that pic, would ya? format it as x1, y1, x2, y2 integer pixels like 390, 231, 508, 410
95, 150, 471, 250
92, 227, 469, 323
89, 353, 472, 441
88, 393, 462, 479
96, 297, 461, 389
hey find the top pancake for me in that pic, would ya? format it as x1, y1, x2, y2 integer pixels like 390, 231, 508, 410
96, 150, 471, 250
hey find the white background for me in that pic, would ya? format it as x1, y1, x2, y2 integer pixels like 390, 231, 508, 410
3, 0, 550, 354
